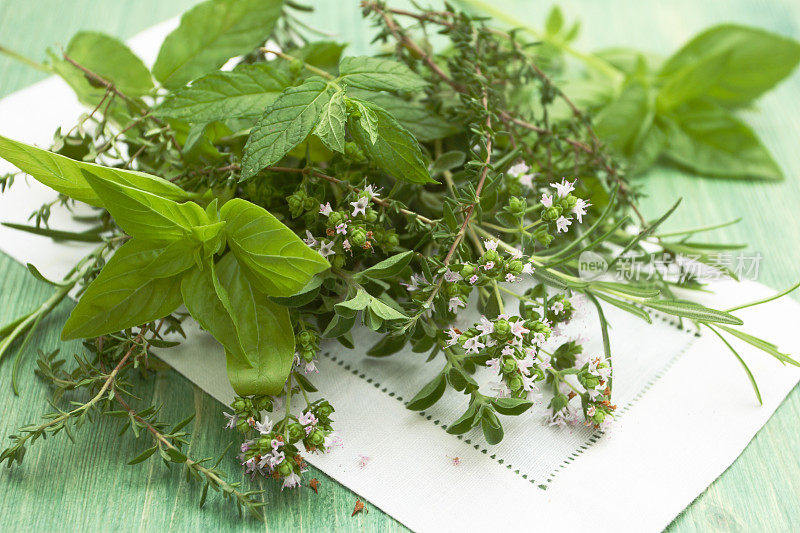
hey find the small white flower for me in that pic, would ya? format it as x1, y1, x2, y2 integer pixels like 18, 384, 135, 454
304, 360, 319, 374
318, 240, 335, 258
517, 357, 534, 376
298, 411, 317, 427
537, 351, 551, 368
281, 472, 302, 490
444, 268, 462, 282
510, 320, 529, 338
254, 419, 273, 435
319, 202, 332, 216
551, 301, 564, 315
540, 193, 553, 208
223, 412, 238, 430
508, 247, 523, 260
551, 178, 576, 198
445, 328, 460, 347
486, 357, 501, 372
521, 373, 537, 391
363, 184, 381, 198
507, 162, 530, 177
518, 173, 534, 188
401, 273, 425, 292
483, 239, 499, 251
350, 196, 369, 217
555, 216, 572, 233
573, 198, 591, 223
342, 239, 351, 252
336, 222, 348, 235
532, 332, 546, 347
505, 273, 518, 283
483, 261, 495, 271
587, 405, 597, 417
501, 346, 515, 357
448, 297, 466, 313
463, 336, 485, 354
304, 230, 318, 247
521, 263, 534, 277
477, 316, 494, 336
599, 417, 614, 431
469, 274, 479, 285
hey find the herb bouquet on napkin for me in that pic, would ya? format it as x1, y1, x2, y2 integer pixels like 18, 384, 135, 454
1, 0, 798, 519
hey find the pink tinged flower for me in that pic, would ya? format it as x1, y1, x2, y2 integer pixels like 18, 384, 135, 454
549, 412, 567, 428
350, 196, 369, 217
304, 231, 318, 247
336, 222, 348, 235
510, 320, 529, 338
489, 380, 511, 398
342, 239, 351, 252
551, 178, 576, 198
521, 374, 537, 392
223, 412, 238, 429
486, 357, 501, 372
501, 345, 515, 357
463, 336, 485, 354
551, 301, 564, 315
444, 268, 462, 282
477, 316, 494, 336
598, 365, 612, 382
508, 162, 530, 177
445, 328, 460, 347
600, 417, 614, 431
556, 216, 572, 233
532, 332, 546, 347
483, 239, 499, 251
318, 240, 335, 258
271, 438, 284, 450
483, 261, 495, 271
505, 273, 518, 283
401, 273, 425, 292
448, 297, 466, 313
586, 405, 597, 417
304, 360, 319, 374
358, 455, 371, 468
537, 352, 552, 369
241, 441, 252, 453
587, 387, 603, 400
323, 433, 343, 449
469, 274, 479, 285
522, 262, 535, 275
243, 457, 259, 475
517, 357, 534, 376
282, 472, 302, 490
508, 247, 523, 260
540, 193, 553, 208
254, 419, 273, 435
298, 412, 318, 427
319, 203, 332, 216
573, 198, 592, 223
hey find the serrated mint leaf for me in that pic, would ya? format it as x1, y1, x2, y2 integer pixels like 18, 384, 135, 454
0, 134, 189, 207
220, 198, 329, 297
339, 56, 427, 92
152, 0, 283, 89
313, 88, 347, 153
155, 64, 290, 122
662, 101, 783, 180
81, 169, 209, 242
658, 24, 800, 108
347, 99, 435, 184
352, 91, 457, 142
61, 239, 195, 339
349, 99, 379, 145
181, 254, 294, 396
240, 78, 332, 178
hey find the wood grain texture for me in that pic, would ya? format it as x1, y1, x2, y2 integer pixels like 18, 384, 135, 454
0, 0, 798, 531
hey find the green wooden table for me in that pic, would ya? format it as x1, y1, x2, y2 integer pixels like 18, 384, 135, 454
1, 1, 799, 530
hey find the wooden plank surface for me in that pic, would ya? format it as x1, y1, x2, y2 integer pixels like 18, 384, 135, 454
0, 1, 798, 531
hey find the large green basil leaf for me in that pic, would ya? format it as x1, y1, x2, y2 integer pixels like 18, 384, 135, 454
81, 169, 210, 242
594, 81, 654, 155
240, 78, 333, 179
658, 24, 800, 108
152, 0, 284, 89
61, 239, 195, 339
181, 254, 294, 395
220, 198, 329, 297
347, 99, 436, 185
338, 56, 428, 92
0, 135, 190, 207
663, 101, 783, 180
155, 64, 290, 123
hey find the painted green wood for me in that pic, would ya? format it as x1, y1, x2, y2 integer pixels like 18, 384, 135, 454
0, 0, 798, 531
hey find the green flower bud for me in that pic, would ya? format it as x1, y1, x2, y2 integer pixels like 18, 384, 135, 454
350, 227, 367, 247
288, 423, 304, 442
508, 375, 523, 391
386, 233, 399, 249
506, 260, 523, 275
366, 208, 378, 223
446, 283, 461, 297
278, 461, 293, 476
332, 254, 346, 269
560, 194, 578, 210
460, 264, 476, 278
231, 398, 248, 412
494, 319, 511, 340
253, 396, 273, 412
550, 393, 569, 412
317, 401, 334, 418
309, 429, 325, 446
508, 196, 526, 215
481, 250, 499, 263
328, 211, 345, 227
542, 205, 563, 222
257, 436, 272, 449
236, 418, 251, 433
501, 356, 517, 373
303, 197, 317, 211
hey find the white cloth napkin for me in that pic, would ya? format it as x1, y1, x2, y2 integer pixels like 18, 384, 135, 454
2, 19, 799, 533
